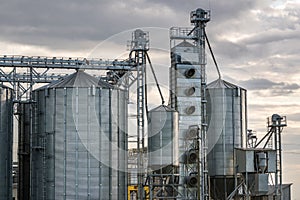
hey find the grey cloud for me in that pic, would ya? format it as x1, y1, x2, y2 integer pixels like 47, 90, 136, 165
210, 39, 249, 60
240, 30, 300, 45
285, 113, 300, 122
256, 2, 300, 31
239, 78, 278, 90
239, 78, 300, 91
0, 0, 281, 51
248, 103, 300, 110
281, 132, 300, 152
0, 0, 182, 50
204, 1, 300, 73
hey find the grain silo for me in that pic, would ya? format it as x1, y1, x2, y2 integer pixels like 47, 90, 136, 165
148, 105, 179, 170
147, 105, 179, 198
206, 78, 247, 199
0, 85, 13, 200
30, 70, 127, 199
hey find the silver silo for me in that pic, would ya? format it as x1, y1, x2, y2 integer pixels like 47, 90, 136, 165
147, 105, 179, 198
31, 71, 128, 200
0, 85, 13, 200
148, 105, 179, 169
206, 78, 247, 199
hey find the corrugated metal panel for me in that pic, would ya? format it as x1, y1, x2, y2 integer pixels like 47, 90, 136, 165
207, 79, 247, 176
0, 86, 13, 200
148, 105, 179, 169
30, 72, 127, 200
207, 78, 244, 89
17, 103, 31, 200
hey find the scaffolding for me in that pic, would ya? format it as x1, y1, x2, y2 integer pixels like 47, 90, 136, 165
128, 29, 149, 200
231, 114, 287, 200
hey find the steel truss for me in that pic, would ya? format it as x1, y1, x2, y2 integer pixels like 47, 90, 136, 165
0, 30, 150, 200
0, 55, 137, 101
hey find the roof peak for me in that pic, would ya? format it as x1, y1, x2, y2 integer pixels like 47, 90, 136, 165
35, 71, 114, 90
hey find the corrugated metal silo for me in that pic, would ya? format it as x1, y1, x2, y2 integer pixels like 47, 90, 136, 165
206, 78, 247, 199
0, 85, 13, 200
31, 71, 128, 200
17, 103, 31, 200
148, 105, 179, 170
147, 105, 179, 198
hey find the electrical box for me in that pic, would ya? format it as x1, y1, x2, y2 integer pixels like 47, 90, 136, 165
236, 148, 255, 173
236, 148, 277, 173
267, 150, 276, 173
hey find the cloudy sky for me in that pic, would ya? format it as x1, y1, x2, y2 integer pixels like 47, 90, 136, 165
1, 0, 299, 198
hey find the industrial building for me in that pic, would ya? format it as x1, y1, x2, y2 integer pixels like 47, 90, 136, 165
0, 8, 292, 200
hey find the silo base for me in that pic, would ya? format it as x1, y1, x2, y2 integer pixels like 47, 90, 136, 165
209, 177, 237, 200
147, 165, 179, 199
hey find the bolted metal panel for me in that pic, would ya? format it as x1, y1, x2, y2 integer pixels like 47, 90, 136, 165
176, 78, 201, 97
30, 71, 127, 200
236, 148, 277, 174
0, 86, 13, 200
236, 148, 255, 173
148, 105, 179, 169
207, 79, 247, 177
248, 173, 269, 196
267, 150, 276, 173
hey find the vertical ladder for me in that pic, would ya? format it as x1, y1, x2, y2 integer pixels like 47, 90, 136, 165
196, 13, 209, 200
275, 125, 282, 200
268, 115, 286, 200
136, 50, 146, 200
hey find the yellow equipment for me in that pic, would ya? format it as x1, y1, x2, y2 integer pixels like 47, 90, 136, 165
128, 185, 149, 200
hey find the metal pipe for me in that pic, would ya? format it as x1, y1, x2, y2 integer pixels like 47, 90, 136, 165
145, 52, 165, 105
109, 89, 113, 199
63, 88, 67, 200
204, 30, 222, 80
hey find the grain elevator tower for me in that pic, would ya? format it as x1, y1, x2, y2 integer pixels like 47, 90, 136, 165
169, 8, 210, 199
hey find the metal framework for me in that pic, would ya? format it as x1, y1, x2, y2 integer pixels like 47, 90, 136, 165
257, 114, 287, 200
168, 8, 210, 200
191, 9, 210, 199
0, 30, 149, 200
128, 29, 149, 200
230, 115, 287, 200
0, 55, 137, 101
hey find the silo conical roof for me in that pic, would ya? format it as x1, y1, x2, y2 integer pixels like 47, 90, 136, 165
174, 41, 194, 48
149, 104, 177, 112
36, 70, 113, 90
207, 78, 245, 90
0, 84, 13, 90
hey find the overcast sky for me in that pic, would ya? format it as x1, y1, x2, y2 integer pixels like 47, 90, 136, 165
1, 0, 300, 198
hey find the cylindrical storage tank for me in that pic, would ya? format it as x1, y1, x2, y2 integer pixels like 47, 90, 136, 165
206, 78, 247, 199
17, 103, 31, 200
0, 85, 13, 200
31, 71, 127, 200
147, 105, 179, 198
148, 105, 179, 170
